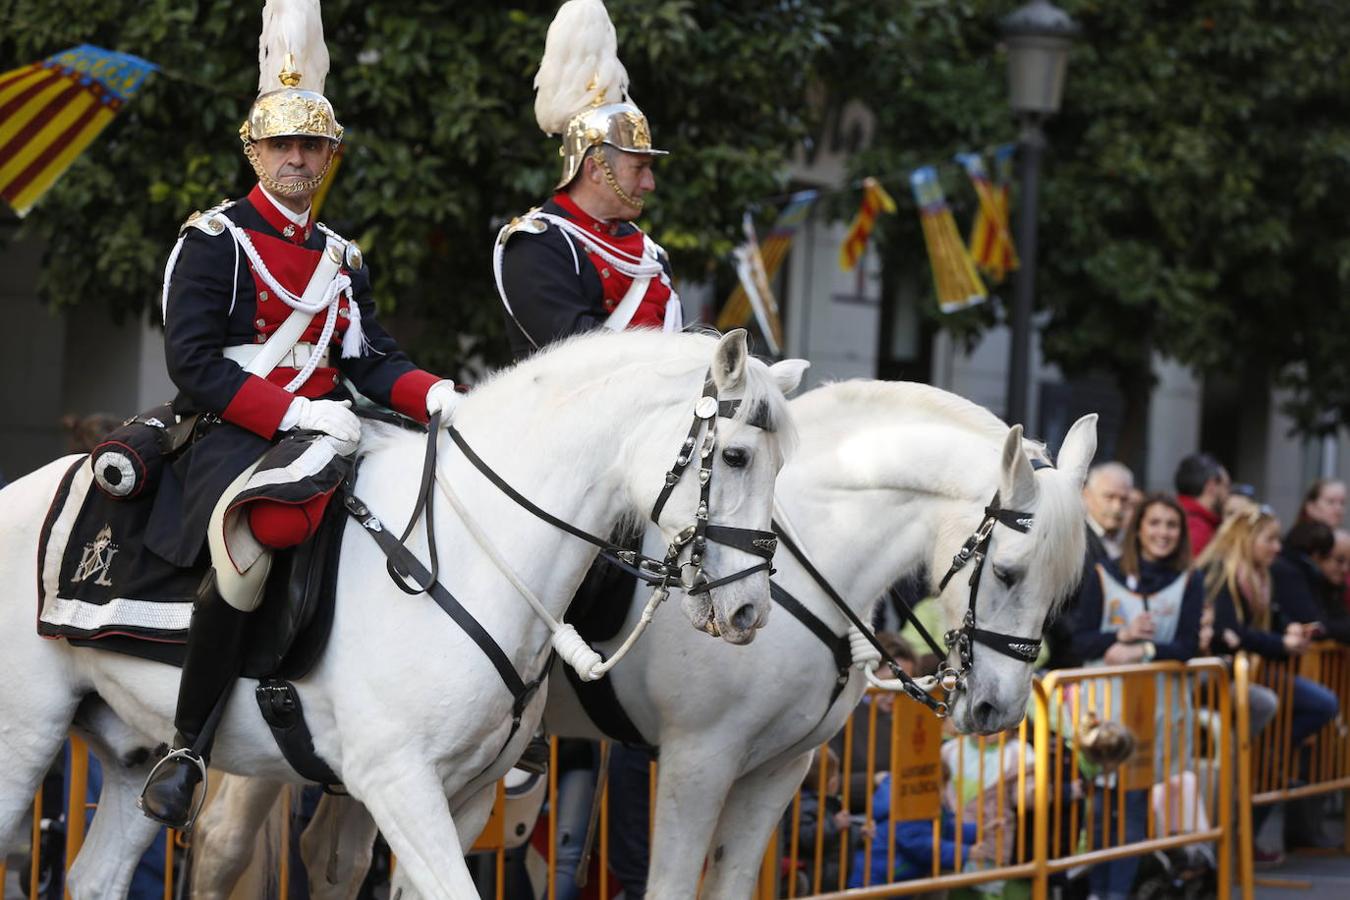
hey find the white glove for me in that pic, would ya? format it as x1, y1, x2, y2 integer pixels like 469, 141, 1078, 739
426, 380, 464, 422
281, 397, 361, 443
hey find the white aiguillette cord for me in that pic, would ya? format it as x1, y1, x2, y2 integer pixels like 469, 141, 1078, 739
772, 499, 942, 694
433, 464, 669, 682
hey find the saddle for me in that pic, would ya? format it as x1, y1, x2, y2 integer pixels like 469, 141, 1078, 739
37, 455, 345, 681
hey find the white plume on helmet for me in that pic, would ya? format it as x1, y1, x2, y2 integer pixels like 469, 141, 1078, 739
257, 0, 330, 94
533, 0, 630, 135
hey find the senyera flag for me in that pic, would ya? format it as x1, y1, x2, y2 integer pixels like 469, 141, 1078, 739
0, 45, 156, 216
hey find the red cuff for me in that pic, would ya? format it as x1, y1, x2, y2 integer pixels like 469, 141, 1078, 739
390, 369, 442, 423
222, 374, 295, 438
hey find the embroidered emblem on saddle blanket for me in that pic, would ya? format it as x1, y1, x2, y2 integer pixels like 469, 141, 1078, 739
38, 458, 202, 642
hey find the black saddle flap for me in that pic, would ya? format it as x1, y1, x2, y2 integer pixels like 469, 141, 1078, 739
241, 495, 347, 680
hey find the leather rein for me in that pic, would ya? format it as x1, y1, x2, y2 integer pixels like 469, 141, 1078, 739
775, 459, 1052, 717
345, 369, 778, 714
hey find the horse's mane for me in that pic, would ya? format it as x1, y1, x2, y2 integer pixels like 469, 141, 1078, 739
793, 379, 1047, 459
359, 328, 794, 460
473, 328, 793, 441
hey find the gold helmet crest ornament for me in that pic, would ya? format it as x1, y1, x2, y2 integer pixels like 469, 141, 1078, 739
240, 0, 343, 196
533, 0, 667, 203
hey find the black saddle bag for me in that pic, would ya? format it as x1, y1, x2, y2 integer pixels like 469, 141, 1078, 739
89, 403, 200, 500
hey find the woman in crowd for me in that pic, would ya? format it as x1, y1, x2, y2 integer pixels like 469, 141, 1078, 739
1070, 493, 1206, 900
1198, 508, 1339, 770
1276, 520, 1350, 644
1296, 479, 1346, 529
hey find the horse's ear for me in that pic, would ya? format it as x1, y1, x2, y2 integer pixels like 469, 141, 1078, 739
1000, 424, 1038, 509
768, 358, 810, 396
1056, 413, 1099, 489
712, 329, 749, 393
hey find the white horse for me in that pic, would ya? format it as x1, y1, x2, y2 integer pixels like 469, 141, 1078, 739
0, 329, 807, 900
194, 380, 1096, 899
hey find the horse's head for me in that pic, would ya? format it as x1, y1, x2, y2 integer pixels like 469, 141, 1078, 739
936, 413, 1097, 734
635, 330, 806, 644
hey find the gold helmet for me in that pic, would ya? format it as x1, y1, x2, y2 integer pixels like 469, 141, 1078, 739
534, 0, 667, 193
239, 0, 342, 196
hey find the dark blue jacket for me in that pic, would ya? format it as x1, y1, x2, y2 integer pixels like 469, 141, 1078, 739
849, 774, 978, 886
1071, 558, 1204, 663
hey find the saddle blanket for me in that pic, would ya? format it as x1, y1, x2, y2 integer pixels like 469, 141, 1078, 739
37, 457, 201, 643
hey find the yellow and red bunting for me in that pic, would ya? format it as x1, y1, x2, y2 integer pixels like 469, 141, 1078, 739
910, 165, 986, 313
717, 190, 817, 331
957, 149, 1019, 284
838, 176, 897, 271
0, 45, 156, 216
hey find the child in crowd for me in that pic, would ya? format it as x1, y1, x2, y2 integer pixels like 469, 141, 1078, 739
790, 747, 871, 892
849, 761, 978, 888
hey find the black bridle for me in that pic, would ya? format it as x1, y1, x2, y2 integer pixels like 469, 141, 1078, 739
342, 372, 778, 748
780, 460, 1052, 717
927, 485, 1047, 698
379, 370, 777, 607
644, 376, 778, 609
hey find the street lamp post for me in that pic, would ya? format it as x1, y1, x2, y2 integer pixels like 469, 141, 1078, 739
1000, 0, 1079, 428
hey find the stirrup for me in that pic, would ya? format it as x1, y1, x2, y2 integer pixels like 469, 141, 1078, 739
137, 747, 210, 830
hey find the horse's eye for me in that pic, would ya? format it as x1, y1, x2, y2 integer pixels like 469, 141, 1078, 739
995, 567, 1019, 588
722, 447, 750, 468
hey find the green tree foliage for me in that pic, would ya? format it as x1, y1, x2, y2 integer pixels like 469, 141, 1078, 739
840, 0, 1350, 440
1, 0, 832, 375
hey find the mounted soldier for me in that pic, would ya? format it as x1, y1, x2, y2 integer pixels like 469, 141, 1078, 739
137, 0, 460, 827
494, 0, 683, 361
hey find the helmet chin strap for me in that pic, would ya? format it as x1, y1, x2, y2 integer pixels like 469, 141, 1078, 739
592, 150, 644, 213
243, 140, 335, 198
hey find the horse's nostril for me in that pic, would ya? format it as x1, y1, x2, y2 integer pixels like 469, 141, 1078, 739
973, 700, 1000, 732
731, 603, 758, 632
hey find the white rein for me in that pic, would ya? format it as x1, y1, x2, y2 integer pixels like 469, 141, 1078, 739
433, 467, 668, 682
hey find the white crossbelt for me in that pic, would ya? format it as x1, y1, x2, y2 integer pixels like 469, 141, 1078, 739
223, 342, 331, 370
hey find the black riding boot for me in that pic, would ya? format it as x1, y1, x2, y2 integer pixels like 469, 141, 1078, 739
138, 571, 249, 829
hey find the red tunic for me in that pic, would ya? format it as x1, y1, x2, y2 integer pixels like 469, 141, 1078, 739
551, 192, 671, 329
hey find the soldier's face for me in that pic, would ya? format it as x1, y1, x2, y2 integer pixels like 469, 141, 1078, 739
257, 136, 332, 198
586, 151, 656, 220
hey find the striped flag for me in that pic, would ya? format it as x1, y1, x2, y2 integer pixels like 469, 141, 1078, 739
716, 190, 817, 332
910, 166, 986, 313
957, 148, 1018, 284
838, 177, 897, 271
0, 45, 157, 216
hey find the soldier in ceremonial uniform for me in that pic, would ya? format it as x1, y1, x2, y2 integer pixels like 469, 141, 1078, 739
494, 0, 683, 361
494, 3, 670, 894
138, 0, 459, 828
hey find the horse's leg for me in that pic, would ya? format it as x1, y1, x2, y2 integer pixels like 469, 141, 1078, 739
383, 783, 498, 900
349, 763, 480, 900
64, 750, 166, 899
0, 662, 82, 854
699, 751, 815, 899
300, 793, 378, 900
450, 781, 498, 852
643, 741, 743, 900
189, 773, 286, 900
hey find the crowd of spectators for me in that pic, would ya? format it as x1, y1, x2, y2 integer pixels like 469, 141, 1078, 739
778, 457, 1350, 898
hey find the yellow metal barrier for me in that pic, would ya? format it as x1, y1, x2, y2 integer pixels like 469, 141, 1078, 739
1234, 643, 1350, 899
12, 657, 1262, 898
779, 660, 1232, 900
